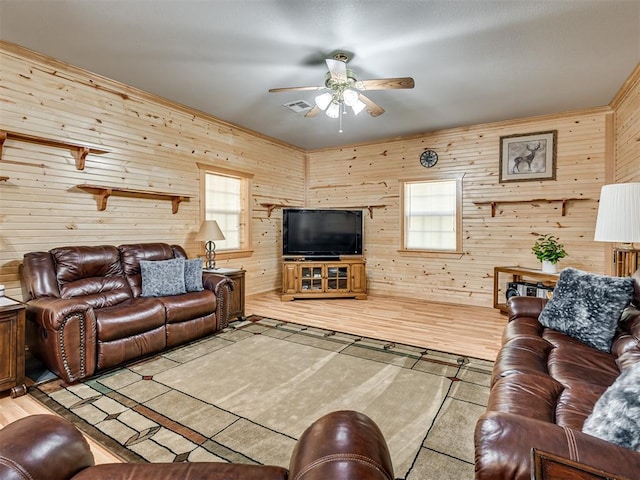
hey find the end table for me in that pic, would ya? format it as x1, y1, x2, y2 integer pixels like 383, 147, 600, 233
0, 297, 27, 398
204, 268, 245, 323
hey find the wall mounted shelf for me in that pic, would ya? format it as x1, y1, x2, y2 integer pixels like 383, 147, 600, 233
77, 184, 190, 214
474, 197, 590, 217
0, 130, 109, 170
261, 203, 387, 219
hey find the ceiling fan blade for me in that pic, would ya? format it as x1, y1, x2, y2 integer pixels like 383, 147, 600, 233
305, 105, 321, 118
358, 93, 385, 117
325, 58, 348, 82
268, 86, 324, 93
359, 77, 415, 90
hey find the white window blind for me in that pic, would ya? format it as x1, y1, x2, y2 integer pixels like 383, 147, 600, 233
205, 173, 241, 250
404, 179, 458, 251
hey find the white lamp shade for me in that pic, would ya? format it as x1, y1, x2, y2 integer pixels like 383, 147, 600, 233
195, 220, 225, 241
314, 92, 332, 110
351, 99, 366, 115
594, 183, 640, 242
325, 101, 340, 119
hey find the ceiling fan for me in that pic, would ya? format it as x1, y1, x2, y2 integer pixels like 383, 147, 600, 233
269, 53, 414, 131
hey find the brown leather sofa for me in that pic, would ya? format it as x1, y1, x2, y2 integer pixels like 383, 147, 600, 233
474, 274, 640, 479
20, 243, 233, 384
0, 410, 394, 480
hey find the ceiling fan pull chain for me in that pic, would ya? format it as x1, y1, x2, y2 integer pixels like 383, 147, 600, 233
339, 106, 343, 133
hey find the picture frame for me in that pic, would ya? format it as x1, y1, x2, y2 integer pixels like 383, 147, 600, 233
499, 130, 557, 183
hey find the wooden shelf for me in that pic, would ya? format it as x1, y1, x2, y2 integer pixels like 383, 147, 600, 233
77, 184, 190, 214
261, 203, 386, 219
494, 266, 559, 313
0, 130, 109, 170
474, 197, 590, 217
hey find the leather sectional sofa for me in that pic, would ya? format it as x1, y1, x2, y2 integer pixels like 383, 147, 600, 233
20, 243, 233, 384
0, 410, 394, 480
474, 270, 640, 479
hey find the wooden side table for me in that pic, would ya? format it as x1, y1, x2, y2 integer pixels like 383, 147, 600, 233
0, 297, 27, 398
531, 449, 628, 480
493, 266, 559, 313
204, 268, 245, 323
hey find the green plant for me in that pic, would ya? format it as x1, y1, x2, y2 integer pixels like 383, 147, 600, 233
532, 234, 568, 264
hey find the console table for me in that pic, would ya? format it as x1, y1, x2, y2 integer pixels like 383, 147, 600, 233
0, 297, 27, 398
493, 266, 559, 313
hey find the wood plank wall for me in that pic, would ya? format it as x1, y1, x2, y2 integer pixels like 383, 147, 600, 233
611, 63, 640, 184
306, 109, 611, 306
0, 42, 637, 308
0, 42, 305, 299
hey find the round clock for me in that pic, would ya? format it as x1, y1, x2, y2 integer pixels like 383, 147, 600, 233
420, 149, 438, 168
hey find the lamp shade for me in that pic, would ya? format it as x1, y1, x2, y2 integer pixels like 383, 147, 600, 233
195, 220, 225, 241
594, 183, 640, 243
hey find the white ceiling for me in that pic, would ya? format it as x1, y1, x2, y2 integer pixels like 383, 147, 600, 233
1, 1, 639, 150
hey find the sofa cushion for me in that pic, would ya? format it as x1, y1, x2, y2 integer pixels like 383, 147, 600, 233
94, 297, 166, 342
538, 268, 635, 352
583, 362, 640, 452
119, 243, 176, 297
160, 290, 216, 324
184, 258, 204, 292
140, 258, 186, 297
51, 245, 132, 307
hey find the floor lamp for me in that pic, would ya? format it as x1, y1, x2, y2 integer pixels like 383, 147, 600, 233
594, 182, 640, 276
196, 220, 225, 270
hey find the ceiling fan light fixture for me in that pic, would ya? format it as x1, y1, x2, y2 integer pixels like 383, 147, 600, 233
351, 99, 366, 115
325, 101, 340, 119
342, 89, 359, 106
314, 92, 332, 110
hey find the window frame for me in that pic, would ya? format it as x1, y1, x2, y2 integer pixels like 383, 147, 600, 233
198, 162, 254, 259
399, 174, 464, 256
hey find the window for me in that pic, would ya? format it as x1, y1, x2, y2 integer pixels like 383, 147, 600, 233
198, 163, 253, 256
401, 177, 462, 252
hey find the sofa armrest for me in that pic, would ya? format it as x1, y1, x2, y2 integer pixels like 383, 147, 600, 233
26, 297, 93, 331
203, 273, 234, 329
507, 296, 548, 322
0, 415, 94, 480
289, 410, 394, 480
475, 411, 640, 480
26, 298, 97, 383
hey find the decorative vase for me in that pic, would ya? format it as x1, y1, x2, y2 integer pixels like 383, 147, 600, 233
541, 260, 557, 273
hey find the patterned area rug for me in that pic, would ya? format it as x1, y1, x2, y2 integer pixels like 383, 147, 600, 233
31, 315, 494, 479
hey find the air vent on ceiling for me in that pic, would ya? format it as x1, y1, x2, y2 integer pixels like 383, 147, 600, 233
284, 100, 313, 113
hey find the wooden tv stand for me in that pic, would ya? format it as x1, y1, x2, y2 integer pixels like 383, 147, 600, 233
281, 258, 367, 301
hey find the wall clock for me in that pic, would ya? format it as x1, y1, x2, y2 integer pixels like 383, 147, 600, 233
420, 149, 438, 168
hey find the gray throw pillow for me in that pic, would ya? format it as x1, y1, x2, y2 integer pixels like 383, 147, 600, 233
140, 258, 186, 297
583, 362, 640, 452
184, 258, 204, 292
538, 268, 634, 352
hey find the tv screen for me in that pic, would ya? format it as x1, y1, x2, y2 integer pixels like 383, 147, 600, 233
283, 209, 363, 258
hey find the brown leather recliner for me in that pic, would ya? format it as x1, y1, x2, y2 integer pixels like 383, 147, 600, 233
20, 243, 233, 383
0, 411, 394, 480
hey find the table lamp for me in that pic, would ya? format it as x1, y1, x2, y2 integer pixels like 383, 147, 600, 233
196, 220, 225, 270
594, 182, 640, 275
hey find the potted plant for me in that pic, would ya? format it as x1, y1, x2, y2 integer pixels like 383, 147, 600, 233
532, 234, 567, 273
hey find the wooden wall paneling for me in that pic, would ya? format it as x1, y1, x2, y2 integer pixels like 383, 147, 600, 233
611, 63, 640, 184
0, 44, 305, 299
306, 110, 609, 307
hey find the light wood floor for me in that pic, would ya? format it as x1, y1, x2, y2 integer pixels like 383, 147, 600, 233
0, 292, 506, 464
246, 292, 506, 361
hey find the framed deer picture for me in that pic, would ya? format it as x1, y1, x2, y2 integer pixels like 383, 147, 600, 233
499, 130, 557, 183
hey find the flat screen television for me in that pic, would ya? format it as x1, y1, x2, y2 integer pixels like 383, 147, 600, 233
283, 209, 363, 258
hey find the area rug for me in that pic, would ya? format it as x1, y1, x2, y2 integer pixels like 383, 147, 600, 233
30, 315, 494, 479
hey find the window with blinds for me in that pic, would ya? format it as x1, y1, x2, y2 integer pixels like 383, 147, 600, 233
402, 178, 461, 252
